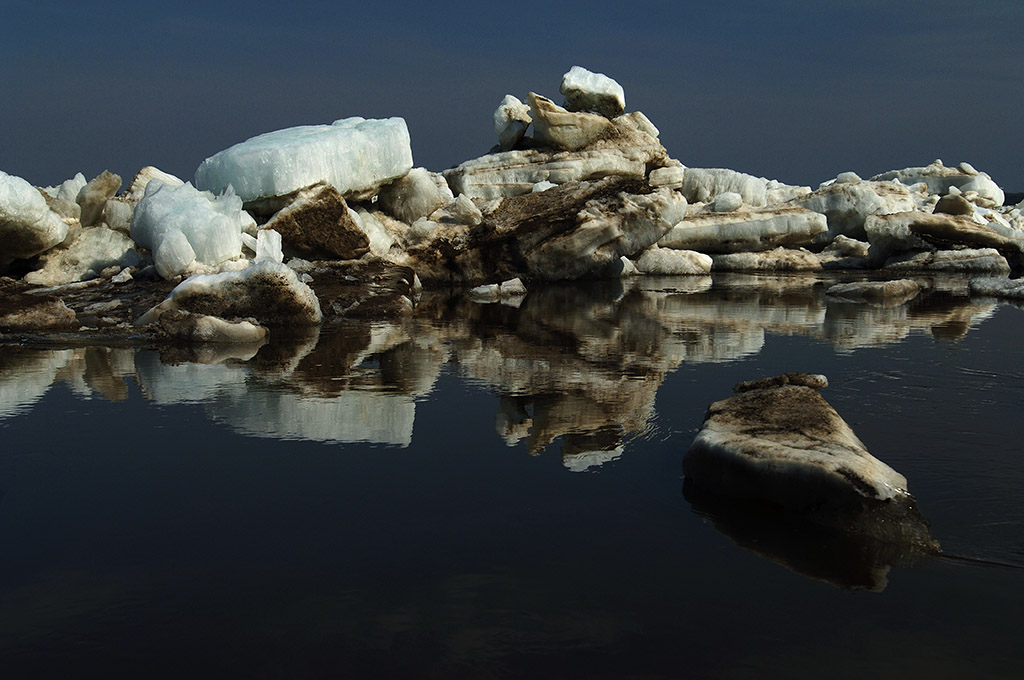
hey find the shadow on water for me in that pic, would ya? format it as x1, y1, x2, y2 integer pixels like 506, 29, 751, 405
682, 479, 940, 592
684, 470, 1024, 591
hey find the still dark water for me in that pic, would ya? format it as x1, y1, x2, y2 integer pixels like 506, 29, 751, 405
2, 274, 1022, 678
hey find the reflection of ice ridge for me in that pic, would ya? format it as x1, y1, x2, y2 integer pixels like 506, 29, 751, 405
0, 275, 1002, 451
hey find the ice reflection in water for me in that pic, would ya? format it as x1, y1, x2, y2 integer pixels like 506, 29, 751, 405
0, 346, 137, 418
0, 273, 999, 454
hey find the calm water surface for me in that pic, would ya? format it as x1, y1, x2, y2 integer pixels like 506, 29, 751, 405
1, 274, 1022, 678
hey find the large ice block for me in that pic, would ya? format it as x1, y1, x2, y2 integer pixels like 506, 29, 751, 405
194, 117, 414, 202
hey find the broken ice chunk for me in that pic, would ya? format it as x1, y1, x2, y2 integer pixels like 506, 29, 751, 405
130, 181, 244, 275
0, 169, 70, 260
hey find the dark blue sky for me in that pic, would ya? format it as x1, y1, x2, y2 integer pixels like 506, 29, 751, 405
4, 0, 1023, 191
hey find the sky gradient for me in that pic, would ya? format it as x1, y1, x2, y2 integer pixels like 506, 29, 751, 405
4, 0, 1023, 193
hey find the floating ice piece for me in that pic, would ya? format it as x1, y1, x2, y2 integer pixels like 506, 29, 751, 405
131, 181, 245, 275
445, 148, 651, 200
450, 194, 483, 225
934, 193, 974, 216
599, 255, 639, 278
525, 186, 688, 280
681, 168, 808, 208
766, 179, 811, 205
560, 65, 625, 118
682, 168, 768, 206
103, 198, 134, 233
262, 183, 369, 260
864, 210, 1024, 264
194, 117, 414, 202
684, 373, 911, 510
446, 110, 667, 200
0, 169, 70, 260
468, 277, 528, 303
819, 235, 872, 269
240, 232, 257, 254
468, 283, 501, 302
500, 277, 527, 296
111, 268, 133, 284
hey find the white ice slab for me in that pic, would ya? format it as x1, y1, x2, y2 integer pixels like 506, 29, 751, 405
194, 117, 414, 202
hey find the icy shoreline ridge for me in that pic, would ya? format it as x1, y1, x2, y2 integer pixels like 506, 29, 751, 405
194, 117, 413, 202
5, 64, 1024, 340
